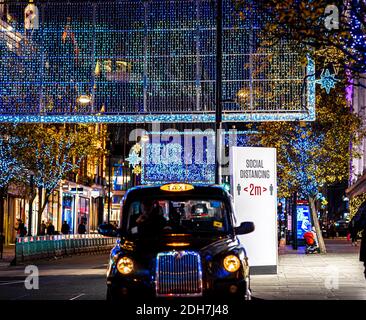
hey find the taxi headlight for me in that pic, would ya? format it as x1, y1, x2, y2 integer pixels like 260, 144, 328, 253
117, 257, 134, 275
223, 255, 241, 272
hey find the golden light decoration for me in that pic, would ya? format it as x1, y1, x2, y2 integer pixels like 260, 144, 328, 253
132, 143, 142, 154
76, 95, 91, 104
132, 165, 141, 175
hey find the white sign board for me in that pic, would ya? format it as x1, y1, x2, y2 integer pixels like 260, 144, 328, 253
230, 147, 277, 274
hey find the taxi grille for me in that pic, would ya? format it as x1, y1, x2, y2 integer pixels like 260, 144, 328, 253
156, 251, 203, 296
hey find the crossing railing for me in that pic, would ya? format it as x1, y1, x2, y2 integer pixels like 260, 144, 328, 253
15, 234, 117, 264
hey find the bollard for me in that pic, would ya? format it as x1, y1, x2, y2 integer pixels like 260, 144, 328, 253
64, 235, 71, 255
96, 236, 101, 253
29, 236, 36, 261
87, 236, 93, 254
75, 235, 82, 255
45, 235, 52, 258
82, 235, 87, 254
61, 235, 66, 256
41, 236, 48, 259
57, 235, 63, 257
35, 236, 42, 260
84, 235, 90, 254
13, 233, 114, 263
70, 234, 76, 255
100, 237, 105, 253
54, 235, 60, 257
49, 235, 56, 258
92, 235, 98, 254
37, 236, 44, 259
22, 237, 30, 262
15, 237, 23, 263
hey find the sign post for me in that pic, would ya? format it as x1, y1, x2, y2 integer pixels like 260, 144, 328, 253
230, 147, 277, 274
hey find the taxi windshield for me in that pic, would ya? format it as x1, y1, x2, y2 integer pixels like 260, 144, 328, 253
126, 198, 229, 237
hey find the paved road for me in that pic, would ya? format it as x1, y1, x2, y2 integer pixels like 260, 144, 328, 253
0, 239, 365, 300
0, 254, 109, 300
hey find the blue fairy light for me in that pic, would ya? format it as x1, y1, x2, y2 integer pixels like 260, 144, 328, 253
0, 0, 315, 123
316, 69, 337, 94
125, 150, 142, 168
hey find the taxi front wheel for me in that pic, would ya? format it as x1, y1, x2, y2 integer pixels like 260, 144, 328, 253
106, 287, 131, 302
244, 277, 252, 301
106, 287, 122, 302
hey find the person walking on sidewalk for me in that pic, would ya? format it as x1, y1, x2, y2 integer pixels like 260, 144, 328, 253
40, 220, 47, 235
78, 221, 86, 235
14, 219, 27, 237
358, 214, 366, 279
354, 203, 366, 279
46, 220, 55, 235
61, 221, 70, 235
348, 218, 358, 246
328, 221, 336, 239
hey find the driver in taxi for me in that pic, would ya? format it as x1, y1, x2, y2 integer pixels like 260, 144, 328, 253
136, 200, 166, 236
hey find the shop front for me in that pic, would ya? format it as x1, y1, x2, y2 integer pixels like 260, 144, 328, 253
60, 181, 103, 234
77, 196, 90, 232
62, 193, 75, 234
4, 185, 28, 244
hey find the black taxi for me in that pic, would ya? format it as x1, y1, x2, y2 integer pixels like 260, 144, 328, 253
106, 183, 254, 301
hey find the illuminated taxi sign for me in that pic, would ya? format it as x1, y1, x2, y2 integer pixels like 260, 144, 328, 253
160, 183, 194, 192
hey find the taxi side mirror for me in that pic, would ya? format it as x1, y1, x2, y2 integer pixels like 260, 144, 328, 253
235, 222, 255, 235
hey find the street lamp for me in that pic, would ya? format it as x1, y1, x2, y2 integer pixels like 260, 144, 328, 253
106, 136, 112, 224
76, 95, 91, 104
215, 0, 223, 185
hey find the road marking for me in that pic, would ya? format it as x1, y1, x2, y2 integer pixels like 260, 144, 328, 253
0, 280, 24, 286
69, 293, 85, 300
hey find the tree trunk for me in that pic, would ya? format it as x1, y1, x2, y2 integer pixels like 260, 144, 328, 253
0, 188, 6, 259
37, 187, 51, 235
309, 196, 327, 254
37, 187, 43, 235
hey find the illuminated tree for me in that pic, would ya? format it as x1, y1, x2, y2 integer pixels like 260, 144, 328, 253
0, 124, 26, 245
0, 124, 106, 236
234, 0, 366, 84
249, 88, 365, 253
10, 124, 106, 234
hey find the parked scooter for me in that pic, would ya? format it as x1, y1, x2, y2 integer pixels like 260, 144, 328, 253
303, 227, 320, 254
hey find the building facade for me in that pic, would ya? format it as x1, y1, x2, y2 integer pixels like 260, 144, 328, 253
2, 124, 107, 244
346, 76, 366, 201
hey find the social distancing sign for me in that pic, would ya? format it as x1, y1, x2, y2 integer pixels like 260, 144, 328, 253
230, 147, 278, 274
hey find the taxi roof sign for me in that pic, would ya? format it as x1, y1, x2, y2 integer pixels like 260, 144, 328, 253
160, 183, 194, 192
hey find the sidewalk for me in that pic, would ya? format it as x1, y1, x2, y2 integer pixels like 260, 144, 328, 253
0, 245, 15, 267
251, 239, 366, 300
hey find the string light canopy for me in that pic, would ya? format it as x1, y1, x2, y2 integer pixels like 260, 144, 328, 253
136, 130, 252, 184
0, 0, 315, 123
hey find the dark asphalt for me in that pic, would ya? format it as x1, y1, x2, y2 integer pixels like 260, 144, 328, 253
0, 254, 109, 300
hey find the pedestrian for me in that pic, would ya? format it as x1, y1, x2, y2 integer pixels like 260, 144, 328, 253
348, 218, 358, 246
61, 221, 70, 235
328, 220, 336, 239
356, 215, 366, 278
46, 220, 55, 235
353, 202, 366, 279
78, 221, 86, 234
14, 219, 27, 237
40, 220, 47, 235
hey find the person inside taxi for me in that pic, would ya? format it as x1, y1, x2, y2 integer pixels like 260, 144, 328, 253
136, 200, 166, 236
